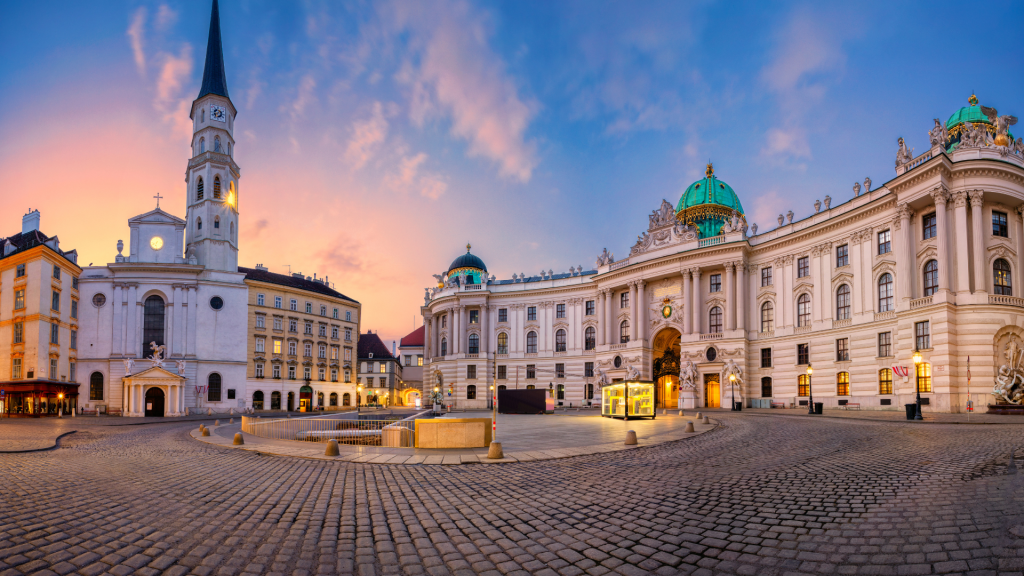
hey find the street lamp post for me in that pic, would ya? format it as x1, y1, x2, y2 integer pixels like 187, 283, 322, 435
729, 373, 737, 411
357, 385, 362, 414
913, 349, 923, 420
58, 392, 64, 418
806, 364, 815, 415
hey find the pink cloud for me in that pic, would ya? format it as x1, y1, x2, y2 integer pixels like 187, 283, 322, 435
126, 7, 147, 75
344, 101, 389, 170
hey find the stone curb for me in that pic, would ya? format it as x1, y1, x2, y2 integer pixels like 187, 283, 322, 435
189, 419, 721, 465
740, 411, 1024, 426
0, 430, 77, 454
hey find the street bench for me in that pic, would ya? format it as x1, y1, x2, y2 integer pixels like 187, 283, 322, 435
842, 403, 861, 410
770, 402, 788, 409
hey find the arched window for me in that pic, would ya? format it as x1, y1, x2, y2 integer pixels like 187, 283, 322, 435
619, 320, 630, 343
760, 302, 774, 333
208, 373, 222, 402
879, 368, 893, 395
837, 371, 850, 396
197, 217, 202, 230
923, 260, 939, 296
214, 216, 220, 229
229, 180, 235, 199
466, 385, 477, 400
142, 295, 165, 359
199, 137, 205, 153
197, 177, 204, 200
90, 372, 104, 400
797, 374, 809, 397
343, 393, 351, 406
836, 285, 851, 320
527, 331, 538, 353
797, 294, 811, 327
329, 392, 338, 407
994, 259, 1012, 295
878, 273, 894, 312
441, 338, 448, 356
252, 390, 264, 410
497, 332, 508, 354
709, 307, 723, 334
317, 391, 324, 406
468, 334, 479, 354
214, 175, 221, 199
584, 327, 596, 350
555, 329, 566, 352
214, 136, 222, 153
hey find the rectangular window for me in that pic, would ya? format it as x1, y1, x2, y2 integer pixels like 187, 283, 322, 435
12, 358, 22, 380
379, 363, 386, 373
761, 266, 772, 287
879, 368, 893, 395
620, 292, 629, 309
331, 368, 338, 382
585, 300, 595, 316
273, 364, 281, 379
289, 319, 297, 332
344, 370, 351, 383
305, 302, 312, 314
255, 363, 264, 378
527, 306, 537, 321
761, 377, 772, 398
70, 329, 77, 349
319, 325, 326, 337
710, 274, 721, 292
288, 365, 296, 379
797, 343, 809, 365
379, 377, 386, 387
273, 339, 282, 354
993, 211, 1009, 237
318, 367, 326, 381
497, 365, 506, 380
916, 363, 932, 393
288, 341, 296, 355
14, 322, 23, 344
331, 347, 339, 360
256, 338, 265, 353
256, 315, 265, 329
556, 304, 565, 318
290, 299, 297, 311
526, 364, 536, 379
498, 308, 508, 323
72, 277, 78, 290
71, 300, 78, 319
345, 327, 352, 341
16, 263, 25, 278
274, 296, 282, 308
51, 291, 60, 311
878, 230, 891, 255
305, 322, 312, 335
320, 305, 327, 316
303, 366, 311, 380
69, 362, 76, 382
837, 372, 850, 396
257, 293, 265, 306
797, 374, 809, 397
760, 348, 772, 368
797, 257, 809, 278
836, 244, 849, 267
227, 388, 236, 400
836, 338, 849, 362
346, 311, 352, 322
556, 363, 565, 379
915, 321, 930, 350
50, 358, 58, 380
922, 213, 937, 239
469, 310, 479, 324
53, 265, 61, 280
273, 317, 282, 330
51, 323, 59, 344
345, 348, 352, 361
332, 326, 339, 339
15, 289, 24, 310
404, 355, 412, 365
333, 308, 339, 319
467, 365, 476, 379
878, 332, 892, 357
417, 356, 423, 366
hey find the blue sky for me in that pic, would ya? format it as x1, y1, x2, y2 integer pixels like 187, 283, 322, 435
1, 0, 1022, 341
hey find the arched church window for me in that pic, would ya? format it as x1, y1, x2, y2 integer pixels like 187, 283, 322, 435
923, 260, 939, 296
142, 295, 165, 359
214, 136, 222, 153
994, 259, 1012, 295
199, 137, 205, 153
214, 176, 221, 199
208, 373, 222, 402
214, 216, 220, 229
584, 327, 596, 350
201, 108, 205, 123
90, 372, 104, 401
227, 142, 231, 156
197, 217, 202, 230
230, 222, 234, 241
197, 177, 204, 200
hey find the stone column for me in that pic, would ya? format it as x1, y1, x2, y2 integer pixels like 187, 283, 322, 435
778, 258, 790, 327
681, 270, 692, 335
736, 263, 746, 333
970, 190, 986, 293
569, 299, 577, 351
896, 204, 913, 302
460, 306, 468, 354
952, 190, 969, 293
850, 237, 863, 316
123, 381, 129, 415
723, 263, 735, 331
605, 290, 615, 345
861, 232, 875, 313
597, 293, 606, 346
112, 283, 124, 356
539, 303, 547, 352
1016, 206, 1024, 291
692, 270, 703, 334
186, 286, 198, 357
171, 284, 184, 356
481, 305, 489, 356
810, 248, 822, 323
636, 281, 646, 342
125, 284, 138, 357
626, 283, 636, 341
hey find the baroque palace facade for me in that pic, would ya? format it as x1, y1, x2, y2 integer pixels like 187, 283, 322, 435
422, 96, 1024, 413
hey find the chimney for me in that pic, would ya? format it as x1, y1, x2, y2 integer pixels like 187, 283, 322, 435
22, 209, 40, 235
255, 263, 268, 271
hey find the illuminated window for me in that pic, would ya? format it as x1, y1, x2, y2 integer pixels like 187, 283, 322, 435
836, 372, 850, 396
994, 259, 1012, 295
879, 368, 893, 395
797, 374, 809, 396
916, 363, 931, 393
497, 332, 508, 354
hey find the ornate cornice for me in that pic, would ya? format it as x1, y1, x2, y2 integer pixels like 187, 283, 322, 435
929, 185, 950, 205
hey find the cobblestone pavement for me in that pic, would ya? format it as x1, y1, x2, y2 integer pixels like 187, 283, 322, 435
3, 415, 1024, 576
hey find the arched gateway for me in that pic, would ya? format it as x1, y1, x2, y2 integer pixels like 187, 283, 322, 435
652, 328, 681, 408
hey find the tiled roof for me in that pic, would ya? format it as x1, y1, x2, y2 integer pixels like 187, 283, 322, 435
358, 332, 394, 360
400, 326, 425, 347
493, 270, 598, 285
239, 267, 359, 303
0, 229, 78, 266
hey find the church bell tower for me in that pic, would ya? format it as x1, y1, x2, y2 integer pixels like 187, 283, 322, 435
185, 0, 239, 272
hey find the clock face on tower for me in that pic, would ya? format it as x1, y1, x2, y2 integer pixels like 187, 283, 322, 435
150, 237, 164, 250
210, 105, 227, 123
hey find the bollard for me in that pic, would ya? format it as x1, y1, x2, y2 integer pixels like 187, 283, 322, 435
325, 439, 340, 456
201, 428, 210, 437
207, 408, 212, 416
199, 424, 205, 432
702, 416, 710, 425
678, 409, 684, 416
229, 418, 234, 424
488, 441, 504, 459
233, 433, 244, 445
214, 419, 220, 426
696, 412, 702, 419
625, 430, 638, 445
685, 421, 695, 433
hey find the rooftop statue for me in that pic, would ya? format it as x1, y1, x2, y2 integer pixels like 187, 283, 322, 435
981, 106, 1018, 147
928, 118, 949, 148
853, 182, 861, 197
596, 248, 614, 267
895, 137, 914, 167
864, 177, 871, 192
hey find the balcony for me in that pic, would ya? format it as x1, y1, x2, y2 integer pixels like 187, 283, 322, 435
833, 318, 852, 329
698, 235, 725, 248
794, 325, 812, 334
699, 333, 723, 341
609, 343, 627, 350
989, 294, 1024, 307
874, 310, 896, 321
910, 296, 933, 309
609, 259, 631, 271
758, 331, 775, 339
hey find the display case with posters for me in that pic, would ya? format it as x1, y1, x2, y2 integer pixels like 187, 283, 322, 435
601, 381, 656, 420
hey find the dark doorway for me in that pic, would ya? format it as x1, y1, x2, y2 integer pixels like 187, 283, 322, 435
144, 387, 165, 417
287, 391, 294, 411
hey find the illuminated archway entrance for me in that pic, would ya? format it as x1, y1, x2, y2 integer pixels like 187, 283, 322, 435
652, 328, 681, 409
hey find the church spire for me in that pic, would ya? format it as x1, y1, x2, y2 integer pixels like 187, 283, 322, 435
197, 0, 229, 100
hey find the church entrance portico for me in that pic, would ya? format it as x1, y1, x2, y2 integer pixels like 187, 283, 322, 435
145, 387, 165, 417
122, 366, 186, 417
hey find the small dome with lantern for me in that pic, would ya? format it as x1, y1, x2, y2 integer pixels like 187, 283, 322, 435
445, 244, 488, 286
676, 163, 746, 238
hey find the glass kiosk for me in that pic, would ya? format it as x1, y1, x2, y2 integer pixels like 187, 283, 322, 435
601, 381, 656, 420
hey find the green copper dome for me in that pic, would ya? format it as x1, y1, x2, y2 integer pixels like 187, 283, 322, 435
676, 164, 745, 238
946, 94, 990, 129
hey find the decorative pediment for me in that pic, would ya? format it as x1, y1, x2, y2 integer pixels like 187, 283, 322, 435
987, 241, 1016, 259
916, 242, 937, 261
127, 208, 186, 226
122, 366, 185, 381
830, 271, 853, 284
552, 320, 569, 330
872, 258, 897, 272
705, 296, 725, 308
793, 280, 814, 293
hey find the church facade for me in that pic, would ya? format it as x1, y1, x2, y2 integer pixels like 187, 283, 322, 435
422, 96, 1024, 413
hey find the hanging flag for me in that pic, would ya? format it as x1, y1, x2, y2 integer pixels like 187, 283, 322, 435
892, 365, 910, 378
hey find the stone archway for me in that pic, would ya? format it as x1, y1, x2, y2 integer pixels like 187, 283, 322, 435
144, 387, 165, 417
652, 328, 681, 409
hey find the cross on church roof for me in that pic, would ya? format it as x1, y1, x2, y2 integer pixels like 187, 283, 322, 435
154, 192, 163, 208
